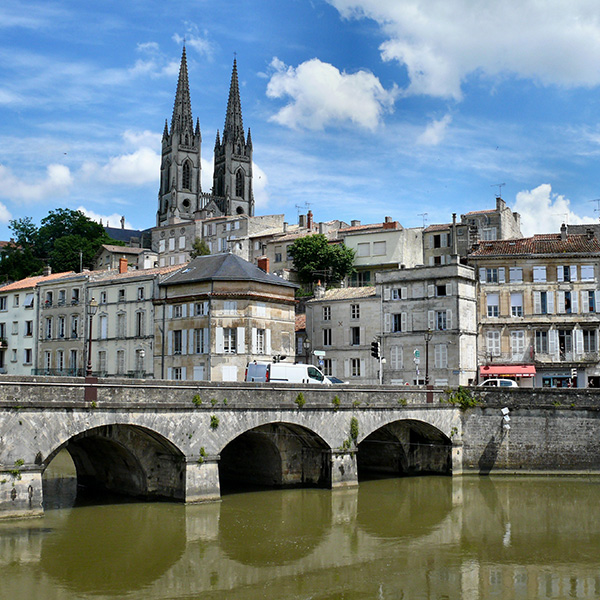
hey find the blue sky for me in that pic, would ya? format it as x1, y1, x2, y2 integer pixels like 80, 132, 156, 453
2, 1, 600, 241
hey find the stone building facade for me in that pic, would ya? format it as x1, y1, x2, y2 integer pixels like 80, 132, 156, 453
468, 227, 600, 388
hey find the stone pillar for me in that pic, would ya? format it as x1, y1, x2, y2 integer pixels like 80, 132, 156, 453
0, 466, 44, 519
185, 456, 221, 503
330, 450, 358, 488
451, 441, 463, 476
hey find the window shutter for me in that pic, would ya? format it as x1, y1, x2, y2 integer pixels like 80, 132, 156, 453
401, 287, 408, 300
576, 329, 584, 355
479, 268, 486, 282
548, 329, 558, 357
401, 312, 407, 332
428, 310, 435, 329
533, 291, 541, 314
266, 329, 272, 354
344, 359, 350, 377
360, 326, 365, 344
182, 304, 187, 318
498, 268, 505, 283
167, 367, 172, 380
181, 367, 187, 381
571, 265, 578, 282
442, 233, 448, 247
204, 301, 209, 314
582, 291, 589, 313
446, 283, 452, 296
181, 330, 187, 355
360, 359, 365, 377
168, 305, 173, 318
189, 330, 195, 354
557, 266, 564, 282
168, 330, 173, 355
215, 327, 224, 353
384, 313, 391, 333
428, 284, 434, 297
203, 328, 209, 353
383, 286, 390, 301
251, 328, 257, 354
557, 291, 565, 314
571, 291, 578, 313
547, 291, 554, 314
193, 365, 204, 381
596, 291, 600, 313
428, 235, 433, 249
189, 302, 195, 316
237, 327, 245, 353
446, 310, 452, 329
429, 257, 435, 266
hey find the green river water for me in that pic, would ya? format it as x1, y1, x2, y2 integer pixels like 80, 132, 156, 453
1, 464, 600, 599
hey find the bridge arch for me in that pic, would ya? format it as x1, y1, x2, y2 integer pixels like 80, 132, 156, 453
43, 424, 187, 502
218, 422, 332, 491
357, 418, 452, 478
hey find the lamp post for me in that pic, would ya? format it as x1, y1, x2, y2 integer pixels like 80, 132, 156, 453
303, 338, 311, 365
424, 328, 433, 386
86, 298, 98, 377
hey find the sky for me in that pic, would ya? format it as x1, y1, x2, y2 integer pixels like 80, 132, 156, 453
3, 1, 600, 241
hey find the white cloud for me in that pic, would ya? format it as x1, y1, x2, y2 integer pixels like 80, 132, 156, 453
417, 114, 452, 146
77, 206, 133, 230
252, 163, 269, 209
512, 184, 596, 236
266, 57, 397, 130
0, 163, 73, 203
329, 0, 600, 99
173, 29, 214, 59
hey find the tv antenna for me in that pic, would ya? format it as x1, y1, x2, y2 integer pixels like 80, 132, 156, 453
417, 213, 428, 227
589, 199, 600, 222
295, 201, 312, 216
491, 183, 505, 198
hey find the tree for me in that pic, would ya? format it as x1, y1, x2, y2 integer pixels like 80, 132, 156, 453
288, 234, 355, 285
189, 237, 211, 258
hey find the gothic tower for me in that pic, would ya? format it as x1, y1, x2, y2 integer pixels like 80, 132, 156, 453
157, 46, 202, 226
213, 59, 254, 216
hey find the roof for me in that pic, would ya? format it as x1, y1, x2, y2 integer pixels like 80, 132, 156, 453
0, 271, 75, 292
104, 226, 148, 245
88, 264, 182, 284
161, 253, 298, 288
463, 208, 495, 216
424, 223, 452, 233
306, 286, 378, 303
295, 313, 306, 332
98, 244, 147, 255
339, 222, 401, 234
469, 233, 600, 257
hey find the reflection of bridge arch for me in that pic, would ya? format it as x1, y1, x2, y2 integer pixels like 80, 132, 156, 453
219, 422, 331, 491
358, 419, 452, 478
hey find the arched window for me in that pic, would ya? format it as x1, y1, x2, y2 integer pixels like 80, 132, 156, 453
182, 161, 191, 190
215, 170, 224, 196
236, 170, 244, 197
164, 162, 170, 193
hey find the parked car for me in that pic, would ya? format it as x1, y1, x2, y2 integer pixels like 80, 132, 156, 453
326, 376, 349, 384
477, 378, 518, 388
245, 361, 331, 384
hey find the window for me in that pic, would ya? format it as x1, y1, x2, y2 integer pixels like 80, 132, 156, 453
323, 306, 331, 321
13, 294, 19, 307
509, 267, 523, 283
434, 344, 448, 368
159, 239, 166, 253
581, 265, 594, 282
98, 351, 107, 373
182, 161, 191, 189
255, 303, 267, 317
323, 328, 332, 346
71, 315, 79, 339
585, 291, 596, 312
135, 311, 145, 337
194, 302, 206, 316
0, 323, 6, 338
173, 305, 183, 318
435, 311, 448, 330
392, 314, 403, 332
533, 266, 546, 282
557, 265, 577, 282
172, 367, 183, 380
71, 288, 80, 304
557, 290, 576, 314
173, 330, 183, 355
223, 328, 237, 353
11, 349, 17, 362
558, 329, 573, 357
58, 290, 66, 305
351, 304, 360, 319
351, 327, 360, 346
274, 246, 282, 262
357, 243, 370, 257
169, 237, 175, 251
24, 348, 32, 365
69, 350, 77, 372
322, 358, 332, 377
286, 245, 293, 261
57, 350, 64, 372
486, 331, 501, 356
533, 291, 553, 315
236, 170, 244, 196
44, 351, 51, 371
58, 316, 65, 338
351, 358, 361, 377
0, 297, 6, 311
535, 330, 548, 354
436, 284, 448, 297
45, 292, 53, 306
179, 235, 186, 250
24, 293, 34, 308
11, 321, 18, 335
511, 293, 523, 317
194, 328, 206, 354
223, 301, 237, 315
372, 241, 386, 256
350, 271, 371, 286
256, 328, 266, 354
135, 349, 145, 373
100, 291, 107, 304
118, 289, 125, 301
481, 227, 497, 241
486, 268, 498, 283
99, 315, 108, 339
25, 320, 33, 336
510, 330, 525, 356
487, 293, 499, 317
390, 346, 403, 370
137, 287, 145, 301
583, 330, 597, 353
116, 350, 125, 375
117, 313, 126, 338
45, 317, 53, 339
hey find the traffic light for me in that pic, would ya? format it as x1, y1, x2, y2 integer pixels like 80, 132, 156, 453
370, 339, 380, 359
571, 368, 577, 379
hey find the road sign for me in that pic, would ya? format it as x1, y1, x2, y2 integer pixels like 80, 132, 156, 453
414, 349, 420, 358
318, 359, 324, 366
413, 358, 420, 365
313, 350, 326, 357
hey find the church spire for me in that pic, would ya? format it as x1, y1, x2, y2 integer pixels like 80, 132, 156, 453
171, 46, 193, 134
223, 58, 244, 142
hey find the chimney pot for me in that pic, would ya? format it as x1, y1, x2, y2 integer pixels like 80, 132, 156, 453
119, 257, 128, 274
257, 256, 270, 273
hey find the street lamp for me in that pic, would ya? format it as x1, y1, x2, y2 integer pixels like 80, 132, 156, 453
424, 328, 433, 386
86, 298, 98, 377
303, 338, 311, 364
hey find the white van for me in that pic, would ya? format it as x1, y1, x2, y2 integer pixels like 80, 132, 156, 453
245, 361, 331, 384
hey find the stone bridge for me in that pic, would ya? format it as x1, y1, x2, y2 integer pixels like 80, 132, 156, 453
0, 376, 462, 518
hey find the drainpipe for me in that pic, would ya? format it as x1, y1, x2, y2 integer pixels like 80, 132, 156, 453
207, 281, 214, 381
161, 288, 167, 380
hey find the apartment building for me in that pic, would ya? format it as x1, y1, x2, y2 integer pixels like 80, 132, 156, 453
469, 226, 600, 387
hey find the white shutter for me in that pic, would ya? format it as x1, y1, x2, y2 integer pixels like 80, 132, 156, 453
498, 268, 505, 283
442, 233, 448, 247
557, 291, 565, 314
384, 313, 391, 333
167, 367, 172, 380
168, 305, 173, 318
193, 365, 204, 381
189, 302, 195, 316
429, 257, 435, 266
446, 309, 452, 330
533, 291, 541, 314
344, 359, 350, 377
360, 358, 365, 377
401, 287, 408, 299
251, 328, 257, 354
189, 329, 195, 354
428, 310, 435, 330
181, 330, 188, 355
549, 329, 558, 357
360, 326, 365, 344
204, 301, 209, 314
428, 235, 433, 249
576, 329, 584, 355
237, 327, 245, 353
571, 291, 578, 313
203, 328, 209, 353
571, 265, 578, 282
182, 304, 187, 318
547, 291, 554, 314
446, 283, 452, 296
215, 327, 224, 353
168, 330, 173, 355
428, 284, 434, 297
581, 291, 589, 313
596, 291, 600, 313
383, 286, 390, 301
557, 266, 564, 282
401, 312, 407, 332
479, 268, 486, 282
266, 329, 272, 354
181, 367, 187, 380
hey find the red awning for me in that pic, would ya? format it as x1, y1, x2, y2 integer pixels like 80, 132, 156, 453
479, 365, 536, 378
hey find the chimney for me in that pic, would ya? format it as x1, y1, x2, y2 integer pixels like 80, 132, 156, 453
119, 257, 128, 274
560, 223, 567, 241
314, 281, 326, 299
384, 216, 393, 223
283, 222, 288, 233
257, 256, 270, 273
43, 265, 51, 277
299, 214, 306, 228
307, 210, 313, 230
120, 216, 125, 230
587, 228, 594, 240
319, 222, 325, 234
351, 220, 361, 227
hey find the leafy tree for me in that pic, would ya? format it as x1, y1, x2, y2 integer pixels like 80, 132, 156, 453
189, 237, 211, 258
288, 234, 355, 285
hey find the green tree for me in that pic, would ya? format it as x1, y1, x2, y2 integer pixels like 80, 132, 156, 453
0, 218, 44, 282
288, 234, 355, 285
189, 237, 211, 258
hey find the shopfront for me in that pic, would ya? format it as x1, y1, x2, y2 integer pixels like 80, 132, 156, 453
479, 364, 536, 387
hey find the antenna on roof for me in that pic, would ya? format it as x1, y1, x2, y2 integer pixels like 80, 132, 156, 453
589, 199, 600, 222
491, 183, 505, 198
417, 213, 428, 227
554, 212, 569, 224
295, 201, 312, 216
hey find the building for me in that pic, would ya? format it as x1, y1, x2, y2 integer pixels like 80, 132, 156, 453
0, 270, 74, 374
156, 253, 297, 382
468, 226, 600, 387
305, 286, 381, 384
93, 244, 158, 271
377, 262, 477, 386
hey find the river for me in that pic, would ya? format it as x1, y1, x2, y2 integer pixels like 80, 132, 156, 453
1, 466, 600, 599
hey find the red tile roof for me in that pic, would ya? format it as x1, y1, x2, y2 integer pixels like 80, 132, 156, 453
424, 223, 452, 233
469, 234, 600, 257
295, 313, 306, 331
0, 271, 75, 292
